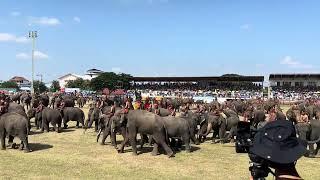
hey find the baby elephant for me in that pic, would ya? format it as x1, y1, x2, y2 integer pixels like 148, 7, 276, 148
41, 107, 63, 133
61, 107, 85, 129
0, 112, 32, 152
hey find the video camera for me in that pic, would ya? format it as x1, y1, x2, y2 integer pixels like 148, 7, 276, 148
235, 121, 274, 180
235, 121, 257, 153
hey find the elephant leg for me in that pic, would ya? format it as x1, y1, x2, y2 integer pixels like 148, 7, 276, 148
0, 133, 5, 150
151, 143, 159, 156
76, 121, 79, 128
219, 124, 227, 143
129, 130, 138, 156
309, 144, 316, 157
316, 143, 320, 155
63, 118, 68, 129
226, 127, 237, 143
8, 135, 15, 148
140, 134, 148, 150
148, 135, 154, 146
111, 130, 117, 148
94, 120, 99, 132
118, 134, 129, 153
153, 134, 174, 157
101, 129, 110, 145
183, 135, 191, 153
22, 137, 31, 153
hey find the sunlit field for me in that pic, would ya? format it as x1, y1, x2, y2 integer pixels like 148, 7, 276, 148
0, 105, 319, 180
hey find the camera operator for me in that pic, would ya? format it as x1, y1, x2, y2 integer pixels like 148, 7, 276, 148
249, 105, 307, 180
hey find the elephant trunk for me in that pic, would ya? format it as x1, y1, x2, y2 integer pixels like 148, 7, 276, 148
203, 123, 212, 137
307, 136, 320, 144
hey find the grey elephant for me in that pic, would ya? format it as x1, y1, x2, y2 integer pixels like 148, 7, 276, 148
97, 112, 126, 148
161, 115, 198, 153
0, 112, 32, 152
115, 110, 174, 157
61, 107, 85, 129
41, 107, 62, 133
20, 93, 32, 110
296, 119, 320, 157
202, 110, 239, 143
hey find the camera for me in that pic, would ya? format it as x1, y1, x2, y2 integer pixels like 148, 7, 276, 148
235, 121, 256, 153
235, 121, 274, 179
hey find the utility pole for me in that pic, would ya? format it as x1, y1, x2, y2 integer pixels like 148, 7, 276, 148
28, 31, 38, 94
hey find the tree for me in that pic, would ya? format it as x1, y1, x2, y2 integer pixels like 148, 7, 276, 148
0, 81, 19, 89
50, 80, 61, 92
66, 78, 90, 90
90, 72, 132, 91
33, 80, 48, 93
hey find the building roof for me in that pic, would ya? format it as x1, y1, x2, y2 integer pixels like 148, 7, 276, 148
131, 75, 264, 82
86, 68, 104, 74
269, 74, 320, 79
58, 73, 83, 80
9, 76, 29, 82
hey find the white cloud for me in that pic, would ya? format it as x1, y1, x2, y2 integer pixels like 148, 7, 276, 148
16, 53, 29, 59
10, 11, 21, 17
240, 24, 251, 30
73, 16, 81, 23
34, 51, 49, 59
29, 17, 61, 26
280, 56, 313, 69
111, 67, 121, 73
16, 51, 49, 60
0, 33, 29, 43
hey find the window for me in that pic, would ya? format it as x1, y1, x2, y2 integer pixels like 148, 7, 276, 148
295, 82, 303, 87
283, 82, 292, 86
276, 82, 281, 86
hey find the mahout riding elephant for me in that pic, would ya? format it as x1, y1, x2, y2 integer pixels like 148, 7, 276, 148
61, 107, 85, 129
115, 110, 174, 157
41, 107, 62, 133
0, 112, 32, 152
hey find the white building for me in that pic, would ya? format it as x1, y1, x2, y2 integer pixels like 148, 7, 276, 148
57, 69, 104, 88
269, 74, 320, 87
58, 74, 85, 88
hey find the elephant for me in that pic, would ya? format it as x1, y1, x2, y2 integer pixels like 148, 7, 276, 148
8, 103, 31, 130
63, 96, 75, 108
97, 112, 126, 148
39, 94, 50, 107
179, 110, 202, 144
201, 110, 240, 143
149, 107, 171, 117
20, 93, 31, 111
160, 116, 198, 153
0, 112, 32, 152
27, 108, 42, 130
296, 119, 320, 157
11, 93, 21, 104
41, 107, 62, 133
85, 107, 100, 132
77, 96, 85, 108
61, 107, 85, 129
115, 110, 174, 157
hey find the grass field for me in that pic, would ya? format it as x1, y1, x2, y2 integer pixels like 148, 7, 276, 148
0, 106, 319, 180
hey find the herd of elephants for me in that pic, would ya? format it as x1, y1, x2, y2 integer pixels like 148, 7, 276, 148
0, 92, 320, 158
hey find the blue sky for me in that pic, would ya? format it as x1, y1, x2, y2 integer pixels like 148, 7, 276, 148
0, 0, 319, 83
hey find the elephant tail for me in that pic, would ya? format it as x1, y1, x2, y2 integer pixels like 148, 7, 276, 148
96, 128, 102, 143
162, 123, 170, 144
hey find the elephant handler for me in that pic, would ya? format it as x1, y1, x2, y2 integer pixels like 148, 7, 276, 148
249, 119, 306, 180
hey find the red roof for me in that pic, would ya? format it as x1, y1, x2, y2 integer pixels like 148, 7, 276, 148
9, 76, 29, 82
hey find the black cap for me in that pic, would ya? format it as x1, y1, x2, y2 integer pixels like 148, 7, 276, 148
250, 120, 306, 164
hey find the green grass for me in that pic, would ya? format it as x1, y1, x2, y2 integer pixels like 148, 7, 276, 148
0, 106, 319, 180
